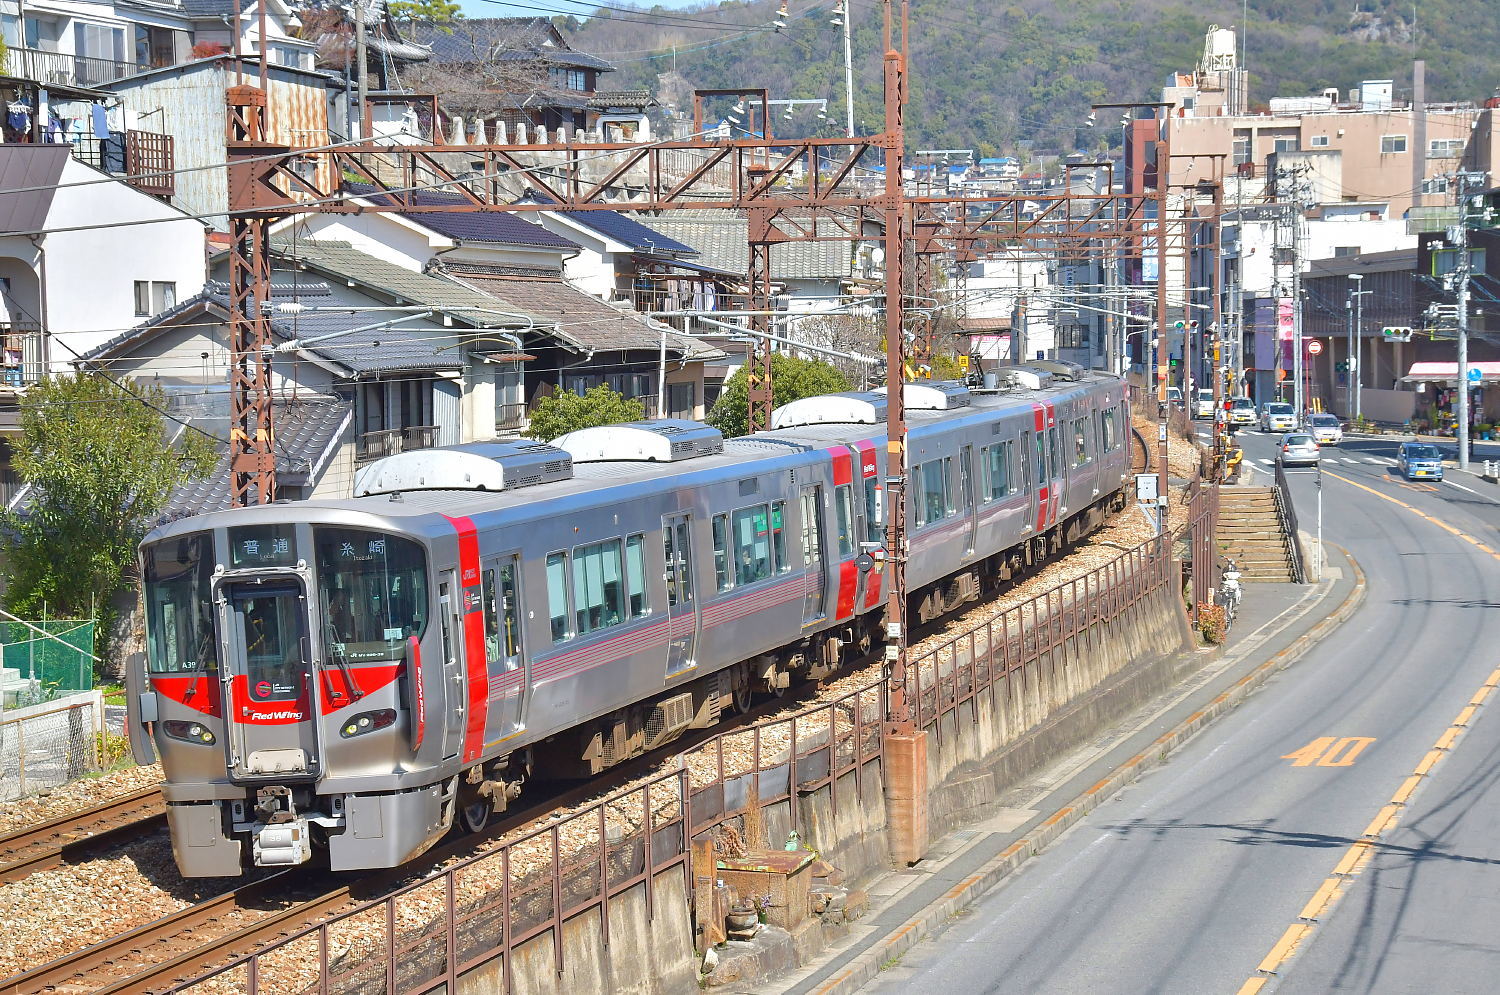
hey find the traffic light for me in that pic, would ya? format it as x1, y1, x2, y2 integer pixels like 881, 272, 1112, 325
1381, 326, 1413, 342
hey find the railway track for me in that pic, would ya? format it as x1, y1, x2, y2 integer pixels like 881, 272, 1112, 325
0, 512, 1134, 994
0, 691, 805, 995
0, 786, 166, 886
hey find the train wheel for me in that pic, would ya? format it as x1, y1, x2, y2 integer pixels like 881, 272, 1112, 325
731, 667, 754, 714
457, 781, 490, 834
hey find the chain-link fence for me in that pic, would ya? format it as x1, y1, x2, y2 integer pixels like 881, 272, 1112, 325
2, 619, 94, 708
0, 691, 104, 801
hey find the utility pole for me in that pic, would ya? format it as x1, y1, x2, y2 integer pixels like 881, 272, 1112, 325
1344, 295, 1354, 418
354, 0, 368, 140
1455, 171, 1477, 471
839, 0, 856, 137
1354, 278, 1367, 421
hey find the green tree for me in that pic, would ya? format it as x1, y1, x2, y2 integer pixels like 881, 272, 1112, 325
525, 384, 645, 441
387, 0, 461, 29
2, 376, 217, 662
707, 354, 851, 438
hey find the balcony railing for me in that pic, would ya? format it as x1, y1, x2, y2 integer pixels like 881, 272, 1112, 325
66, 131, 176, 197
357, 425, 439, 462
495, 403, 528, 434
2, 324, 45, 390
5, 47, 140, 88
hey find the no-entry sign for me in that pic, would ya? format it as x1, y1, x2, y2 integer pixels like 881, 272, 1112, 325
1307, 340, 1324, 356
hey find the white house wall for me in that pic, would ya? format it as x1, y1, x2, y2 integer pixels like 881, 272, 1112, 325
41, 157, 206, 367
90, 318, 335, 397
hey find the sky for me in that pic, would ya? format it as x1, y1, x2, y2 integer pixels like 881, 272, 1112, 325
457, 0, 715, 16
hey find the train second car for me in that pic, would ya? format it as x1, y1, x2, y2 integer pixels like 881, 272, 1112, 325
127, 374, 1130, 877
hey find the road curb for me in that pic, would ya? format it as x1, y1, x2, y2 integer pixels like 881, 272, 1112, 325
804, 552, 1368, 995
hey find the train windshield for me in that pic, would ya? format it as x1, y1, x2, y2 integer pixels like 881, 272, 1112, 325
144, 532, 217, 673
315, 528, 429, 663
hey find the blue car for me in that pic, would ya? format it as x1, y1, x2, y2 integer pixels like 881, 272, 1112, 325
1397, 442, 1445, 481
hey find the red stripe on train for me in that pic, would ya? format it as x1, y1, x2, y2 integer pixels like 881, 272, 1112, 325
443, 515, 488, 764
150, 674, 221, 718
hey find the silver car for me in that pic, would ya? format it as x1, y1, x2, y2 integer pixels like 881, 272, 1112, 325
1305, 413, 1343, 446
1278, 432, 1321, 467
1261, 402, 1296, 433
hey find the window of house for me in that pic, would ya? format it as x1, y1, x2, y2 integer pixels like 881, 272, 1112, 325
572, 539, 624, 635
546, 552, 569, 642
1333, 246, 1359, 258
624, 533, 648, 618
1422, 175, 1450, 195
731, 505, 773, 584
1380, 134, 1408, 154
1429, 138, 1464, 159
1272, 137, 1298, 155
0, 13, 20, 50
134, 280, 176, 316
1434, 248, 1486, 276
551, 67, 586, 90
1309, 135, 1330, 148
712, 513, 733, 591
1232, 136, 1251, 166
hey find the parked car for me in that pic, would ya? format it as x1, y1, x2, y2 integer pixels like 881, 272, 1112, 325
1305, 413, 1343, 446
1193, 388, 1215, 419
1278, 432, 1321, 467
1261, 402, 1296, 433
1397, 442, 1445, 481
1167, 386, 1183, 408
1229, 397, 1257, 426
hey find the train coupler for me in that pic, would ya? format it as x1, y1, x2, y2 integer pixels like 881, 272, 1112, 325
248, 785, 312, 867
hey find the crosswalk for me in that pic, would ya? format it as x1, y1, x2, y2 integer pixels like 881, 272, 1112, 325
1256, 457, 1395, 465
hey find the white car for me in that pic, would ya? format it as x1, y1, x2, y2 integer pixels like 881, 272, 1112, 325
1229, 397, 1256, 426
1305, 413, 1343, 445
1193, 388, 1215, 419
1260, 402, 1296, 433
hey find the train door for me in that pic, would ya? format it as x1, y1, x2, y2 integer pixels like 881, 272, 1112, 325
436, 573, 466, 759
799, 484, 826, 625
662, 513, 698, 678
959, 445, 978, 557
1020, 429, 1037, 532
481, 556, 525, 739
1047, 420, 1064, 522
220, 581, 320, 779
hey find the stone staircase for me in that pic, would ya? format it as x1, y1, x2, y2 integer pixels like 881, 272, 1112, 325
1216, 487, 1298, 582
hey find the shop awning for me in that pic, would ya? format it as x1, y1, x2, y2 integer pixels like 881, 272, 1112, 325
1401, 361, 1500, 385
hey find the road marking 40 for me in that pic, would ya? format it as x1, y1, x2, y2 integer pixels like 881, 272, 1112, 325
1282, 736, 1376, 767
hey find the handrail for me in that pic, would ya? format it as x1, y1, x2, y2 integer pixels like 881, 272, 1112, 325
1272, 460, 1307, 583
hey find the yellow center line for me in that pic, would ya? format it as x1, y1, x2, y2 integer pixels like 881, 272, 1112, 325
1323, 470, 1500, 562
1237, 659, 1499, 987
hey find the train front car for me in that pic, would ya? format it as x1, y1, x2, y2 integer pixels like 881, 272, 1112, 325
130, 515, 446, 877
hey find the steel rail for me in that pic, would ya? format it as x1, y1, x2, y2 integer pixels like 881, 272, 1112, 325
0, 786, 165, 886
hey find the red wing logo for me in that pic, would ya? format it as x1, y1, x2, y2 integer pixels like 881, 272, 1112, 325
254, 680, 273, 698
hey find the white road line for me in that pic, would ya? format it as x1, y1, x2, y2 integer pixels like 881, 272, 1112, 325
1260, 458, 1275, 465
1444, 478, 1500, 504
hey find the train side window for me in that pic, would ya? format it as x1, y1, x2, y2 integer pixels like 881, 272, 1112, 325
481, 568, 502, 663
732, 505, 772, 584
546, 552, 570, 643
771, 502, 789, 573
1005, 441, 1021, 495
712, 514, 734, 591
1048, 426, 1062, 479
1019, 432, 1032, 494
834, 484, 855, 557
625, 534, 649, 618
863, 476, 881, 542
986, 444, 1008, 500
918, 459, 947, 525
1033, 432, 1046, 488
1099, 408, 1115, 451
572, 539, 624, 635
1073, 417, 1089, 467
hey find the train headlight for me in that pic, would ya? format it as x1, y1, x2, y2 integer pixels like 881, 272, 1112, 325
339, 709, 397, 738
162, 719, 216, 745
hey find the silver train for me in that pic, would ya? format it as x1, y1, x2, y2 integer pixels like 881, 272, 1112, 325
127, 370, 1131, 877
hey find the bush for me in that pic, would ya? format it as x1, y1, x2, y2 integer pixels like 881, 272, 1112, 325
1197, 602, 1228, 644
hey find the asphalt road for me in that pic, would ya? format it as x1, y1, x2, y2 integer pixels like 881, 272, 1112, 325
858, 424, 1500, 994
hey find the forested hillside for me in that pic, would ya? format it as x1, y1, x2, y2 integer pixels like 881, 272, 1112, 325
553, 0, 1499, 156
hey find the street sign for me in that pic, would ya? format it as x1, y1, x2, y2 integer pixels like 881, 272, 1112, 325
1468, 367, 1483, 383
1307, 340, 1323, 356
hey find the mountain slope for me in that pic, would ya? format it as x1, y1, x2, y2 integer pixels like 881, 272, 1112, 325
560, 0, 1499, 156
